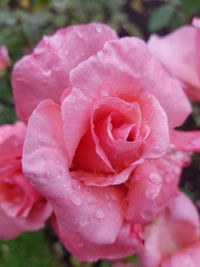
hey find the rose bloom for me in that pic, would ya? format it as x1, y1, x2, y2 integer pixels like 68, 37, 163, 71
147, 18, 200, 102
12, 23, 200, 261
0, 45, 10, 70
0, 122, 52, 239
139, 193, 200, 267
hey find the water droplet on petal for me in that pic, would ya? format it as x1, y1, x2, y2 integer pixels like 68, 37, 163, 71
94, 209, 105, 219
149, 172, 162, 185
140, 209, 154, 221
80, 218, 89, 227
71, 194, 82, 206
145, 187, 159, 199
43, 68, 52, 76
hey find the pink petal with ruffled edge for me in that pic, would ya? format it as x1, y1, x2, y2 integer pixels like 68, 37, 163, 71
12, 23, 118, 122
162, 241, 200, 267
23, 99, 124, 244
139, 193, 200, 267
126, 155, 180, 224
62, 37, 190, 165
148, 26, 200, 101
52, 214, 143, 262
170, 130, 200, 152
0, 121, 26, 164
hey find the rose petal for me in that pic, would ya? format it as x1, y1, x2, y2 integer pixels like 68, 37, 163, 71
139, 193, 200, 267
0, 121, 26, 165
148, 26, 200, 101
170, 130, 200, 152
23, 99, 124, 244
126, 150, 186, 224
162, 241, 200, 267
52, 214, 143, 262
12, 23, 118, 122
63, 37, 190, 164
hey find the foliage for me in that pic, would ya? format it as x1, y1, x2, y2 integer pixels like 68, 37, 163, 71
0, 0, 200, 266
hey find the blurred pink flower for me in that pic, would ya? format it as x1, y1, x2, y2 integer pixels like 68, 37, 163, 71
0, 45, 10, 70
147, 18, 200, 102
139, 193, 200, 267
11, 23, 200, 260
0, 122, 52, 239
112, 262, 139, 267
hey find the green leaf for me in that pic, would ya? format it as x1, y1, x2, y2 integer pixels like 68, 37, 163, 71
0, 230, 60, 267
148, 4, 175, 32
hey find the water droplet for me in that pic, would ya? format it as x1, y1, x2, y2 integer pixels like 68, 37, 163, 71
145, 188, 159, 199
71, 194, 82, 206
149, 172, 162, 185
43, 69, 52, 76
80, 218, 89, 227
140, 209, 153, 221
94, 209, 105, 219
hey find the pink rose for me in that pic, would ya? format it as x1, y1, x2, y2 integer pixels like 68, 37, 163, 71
147, 19, 200, 102
12, 23, 200, 260
0, 122, 52, 240
139, 193, 200, 267
0, 45, 10, 70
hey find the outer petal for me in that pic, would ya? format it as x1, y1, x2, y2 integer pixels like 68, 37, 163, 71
12, 23, 118, 122
139, 193, 200, 267
0, 199, 52, 240
162, 241, 200, 267
148, 26, 200, 101
52, 215, 143, 262
170, 130, 200, 152
126, 155, 179, 224
63, 37, 190, 163
0, 121, 26, 164
0, 207, 23, 239
23, 99, 123, 244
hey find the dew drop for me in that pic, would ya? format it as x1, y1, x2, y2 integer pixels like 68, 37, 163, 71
94, 209, 105, 219
149, 172, 162, 185
140, 209, 153, 221
80, 219, 89, 227
145, 188, 159, 199
43, 69, 52, 76
71, 194, 82, 206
